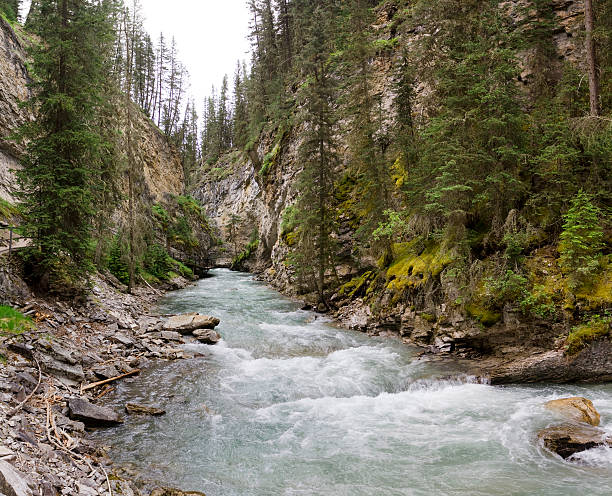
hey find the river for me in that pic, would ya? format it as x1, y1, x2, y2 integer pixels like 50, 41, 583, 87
93, 269, 612, 495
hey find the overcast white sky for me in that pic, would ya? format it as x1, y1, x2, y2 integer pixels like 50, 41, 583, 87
140, 0, 252, 107
21, 0, 253, 110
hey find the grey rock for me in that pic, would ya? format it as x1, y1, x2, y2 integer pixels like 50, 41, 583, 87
67, 398, 123, 427
160, 331, 184, 343
164, 313, 220, 334
0, 460, 33, 496
91, 365, 120, 380
193, 329, 221, 345
38, 355, 84, 383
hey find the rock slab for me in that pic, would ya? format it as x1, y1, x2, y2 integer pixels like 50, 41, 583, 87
125, 403, 166, 416
164, 313, 220, 335
545, 397, 601, 426
0, 460, 33, 496
67, 397, 123, 427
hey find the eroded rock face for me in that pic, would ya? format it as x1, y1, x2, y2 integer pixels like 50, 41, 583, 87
545, 397, 601, 426
67, 397, 123, 427
538, 424, 611, 459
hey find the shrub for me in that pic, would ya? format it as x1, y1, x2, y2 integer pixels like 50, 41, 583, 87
566, 315, 611, 355
0, 305, 33, 337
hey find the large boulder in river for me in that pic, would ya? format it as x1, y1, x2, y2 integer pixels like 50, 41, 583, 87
68, 397, 123, 427
545, 397, 601, 426
538, 423, 611, 459
163, 313, 220, 335
192, 329, 221, 345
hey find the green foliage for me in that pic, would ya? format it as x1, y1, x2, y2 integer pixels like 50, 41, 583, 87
559, 190, 605, 288
107, 236, 129, 285
0, 0, 18, 23
483, 269, 557, 320
231, 235, 259, 270
0, 198, 18, 221
0, 305, 33, 337
566, 314, 611, 355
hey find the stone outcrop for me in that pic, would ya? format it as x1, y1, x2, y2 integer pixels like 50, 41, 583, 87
545, 397, 601, 426
538, 424, 611, 459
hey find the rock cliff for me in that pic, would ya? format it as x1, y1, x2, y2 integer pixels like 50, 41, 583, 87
0, 17, 30, 202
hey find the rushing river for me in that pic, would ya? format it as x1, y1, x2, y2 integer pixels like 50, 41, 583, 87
93, 269, 612, 495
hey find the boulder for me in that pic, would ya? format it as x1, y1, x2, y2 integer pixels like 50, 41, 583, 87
192, 329, 221, 345
0, 460, 33, 496
191, 315, 220, 330
125, 404, 166, 416
67, 397, 123, 427
538, 423, 612, 459
163, 313, 220, 335
545, 397, 601, 426
163, 313, 198, 333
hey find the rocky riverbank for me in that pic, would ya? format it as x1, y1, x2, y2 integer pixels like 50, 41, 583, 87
0, 270, 208, 496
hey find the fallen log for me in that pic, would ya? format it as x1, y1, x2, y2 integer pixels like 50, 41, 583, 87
81, 369, 140, 392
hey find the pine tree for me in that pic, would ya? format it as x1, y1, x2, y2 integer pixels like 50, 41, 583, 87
17, 0, 115, 282
289, 3, 338, 304
0, 0, 19, 21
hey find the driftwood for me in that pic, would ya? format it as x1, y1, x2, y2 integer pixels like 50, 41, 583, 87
81, 369, 140, 392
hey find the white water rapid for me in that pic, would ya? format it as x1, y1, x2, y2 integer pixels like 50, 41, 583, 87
92, 269, 612, 495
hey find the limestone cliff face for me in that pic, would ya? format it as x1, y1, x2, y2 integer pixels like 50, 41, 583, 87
0, 17, 184, 208
0, 17, 31, 202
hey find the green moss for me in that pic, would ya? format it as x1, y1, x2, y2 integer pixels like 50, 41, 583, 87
338, 271, 376, 298
0, 198, 18, 221
420, 312, 436, 323
574, 258, 612, 311
385, 239, 454, 294
232, 236, 259, 269
259, 142, 281, 177
566, 315, 611, 355
285, 231, 298, 247
465, 303, 501, 327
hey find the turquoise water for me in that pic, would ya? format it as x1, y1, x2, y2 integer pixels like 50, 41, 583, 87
94, 269, 612, 495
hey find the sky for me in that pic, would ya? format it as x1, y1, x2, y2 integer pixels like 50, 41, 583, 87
21, 0, 253, 109
139, 0, 252, 107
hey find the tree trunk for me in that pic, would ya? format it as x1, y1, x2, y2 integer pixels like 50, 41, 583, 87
585, 0, 600, 116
